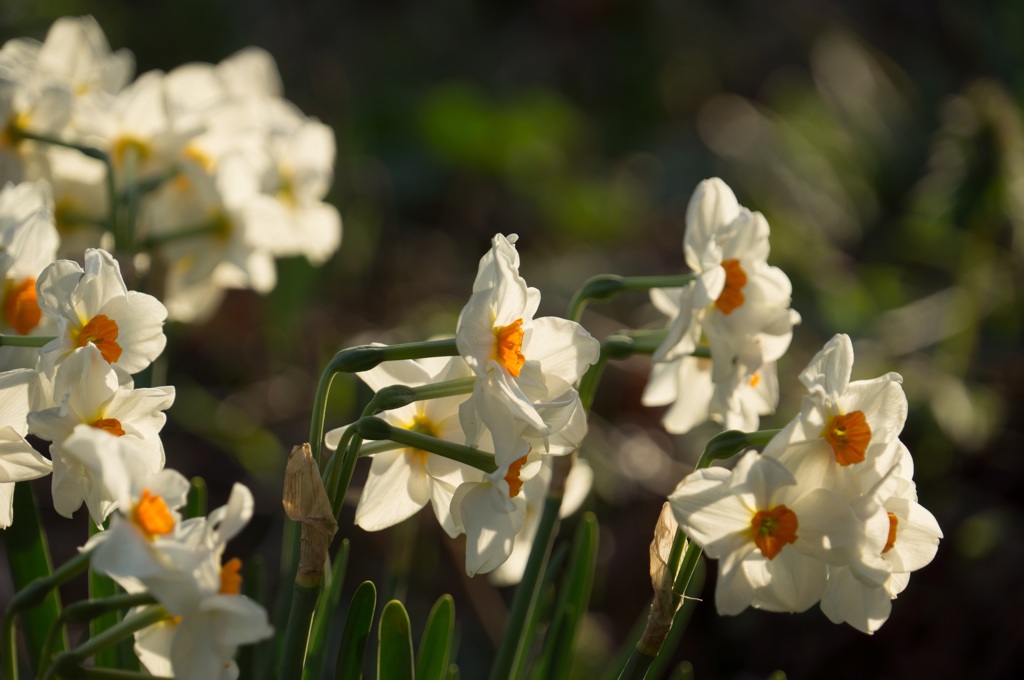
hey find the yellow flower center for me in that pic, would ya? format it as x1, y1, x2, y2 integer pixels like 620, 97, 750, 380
3, 277, 41, 335
821, 410, 871, 466
882, 512, 898, 554
219, 557, 244, 595
74, 314, 123, 364
112, 136, 150, 167
90, 417, 125, 437
493, 318, 525, 377
406, 414, 437, 466
133, 489, 175, 540
750, 505, 798, 560
714, 259, 747, 315
504, 455, 528, 498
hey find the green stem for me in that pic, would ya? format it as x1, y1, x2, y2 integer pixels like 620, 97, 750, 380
42, 606, 167, 680
277, 583, 320, 679
7, 127, 119, 246
362, 377, 476, 417
488, 456, 570, 680
0, 334, 56, 348
38, 593, 156, 676
354, 417, 497, 474
2, 548, 90, 680
567, 274, 696, 322
139, 221, 227, 250
308, 339, 459, 467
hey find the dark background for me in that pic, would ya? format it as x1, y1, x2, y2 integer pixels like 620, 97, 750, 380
3, 1, 1023, 678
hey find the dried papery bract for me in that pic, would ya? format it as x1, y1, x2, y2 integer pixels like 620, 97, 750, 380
638, 502, 683, 655
282, 443, 338, 585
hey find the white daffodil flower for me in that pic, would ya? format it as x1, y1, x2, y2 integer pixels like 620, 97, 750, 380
652, 178, 799, 384
669, 450, 886, 616
763, 333, 908, 499
642, 287, 780, 434
325, 353, 484, 536
36, 248, 167, 376
0, 366, 52, 527
819, 448, 942, 634
129, 484, 274, 680
28, 344, 172, 522
456, 234, 599, 466
451, 452, 543, 577
490, 457, 593, 586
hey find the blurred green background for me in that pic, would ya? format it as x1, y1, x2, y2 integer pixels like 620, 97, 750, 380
3, 0, 1023, 677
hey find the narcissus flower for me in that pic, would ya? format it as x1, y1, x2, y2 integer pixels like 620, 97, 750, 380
450, 452, 542, 577
28, 344, 173, 522
763, 333, 908, 499
456, 234, 599, 466
325, 354, 483, 536
36, 248, 167, 376
669, 450, 885, 615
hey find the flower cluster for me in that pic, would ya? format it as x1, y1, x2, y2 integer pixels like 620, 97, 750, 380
329, 234, 598, 578
0, 192, 272, 675
1, 15, 340, 322
643, 178, 800, 434
669, 333, 941, 633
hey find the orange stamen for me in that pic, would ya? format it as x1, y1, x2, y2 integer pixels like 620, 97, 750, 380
219, 557, 244, 595
504, 456, 528, 498
750, 505, 798, 559
822, 410, 871, 466
4, 277, 41, 335
76, 314, 123, 364
749, 373, 761, 388
133, 489, 175, 539
494, 318, 526, 377
883, 512, 898, 554
714, 259, 747, 315
90, 417, 125, 437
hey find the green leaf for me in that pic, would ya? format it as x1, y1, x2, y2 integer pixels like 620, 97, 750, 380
185, 476, 207, 519
302, 540, 350, 680
378, 600, 414, 680
335, 580, 376, 679
416, 594, 455, 680
2, 483, 65, 673
535, 512, 600, 678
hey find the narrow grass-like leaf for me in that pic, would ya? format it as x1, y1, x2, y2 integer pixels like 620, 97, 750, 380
335, 580, 377, 679
378, 600, 414, 680
302, 540, 351, 680
2, 483, 66, 673
185, 476, 207, 519
239, 556, 267, 680
535, 512, 599, 678
416, 594, 455, 680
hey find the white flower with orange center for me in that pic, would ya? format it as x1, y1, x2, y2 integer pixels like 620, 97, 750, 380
819, 444, 942, 634
490, 457, 593, 586
126, 484, 274, 680
652, 178, 798, 385
450, 451, 542, 577
669, 450, 878, 615
643, 287, 781, 434
28, 344, 173, 522
764, 334, 908, 499
36, 248, 167, 376
324, 354, 484, 536
456, 233, 599, 466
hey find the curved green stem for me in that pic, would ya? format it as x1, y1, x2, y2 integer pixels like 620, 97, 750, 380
354, 417, 497, 474
42, 605, 167, 680
567, 274, 696, 322
38, 593, 156, 676
139, 221, 227, 250
2, 550, 91, 680
7, 127, 119, 246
